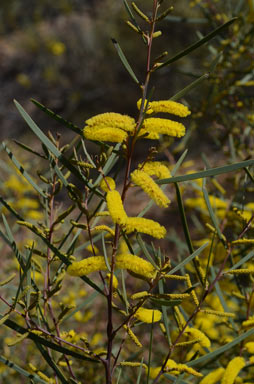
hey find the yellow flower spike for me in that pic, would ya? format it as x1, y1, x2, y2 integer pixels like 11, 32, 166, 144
100, 177, 116, 192
134, 307, 162, 323
116, 254, 156, 280
200, 367, 225, 384
131, 169, 170, 208
120, 361, 147, 369
106, 190, 128, 225
150, 100, 190, 117
185, 326, 211, 348
84, 126, 128, 143
171, 363, 203, 378
91, 225, 115, 237
124, 217, 166, 239
140, 161, 171, 179
123, 325, 142, 348
137, 99, 191, 117
245, 342, 254, 353
142, 118, 186, 138
85, 112, 135, 132
67, 256, 107, 276
242, 317, 254, 328
232, 239, 254, 245
131, 291, 150, 300
221, 357, 245, 384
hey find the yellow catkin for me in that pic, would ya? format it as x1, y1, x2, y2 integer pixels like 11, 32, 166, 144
185, 274, 199, 306
67, 256, 107, 276
91, 225, 115, 237
163, 274, 187, 280
232, 239, 254, 245
142, 118, 186, 137
221, 357, 245, 384
245, 342, 254, 353
85, 112, 135, 132
124, 217, 166, 239
131, 169, 170, 208
131, 291, 150, 300
137, 99, 191, 117
175, 339, 201, 347
165, 359, 202, 377
200, 367, 225, 384
106, 190, 128, 225
242, 317, 254, 328
151, 100, 190, 117
116, 254, 157, 280
123, 325, 142, 348
185, 327, 211, 348
227, 268, 254, 275
95, 211, 110, 217
120, 361, 147, 368
200, 309, 235, 318
83, 126, 128, 143
140, 161, 171, 179
100, 177, 116, 192
134, 308, 162, 323
174, 364, 203, 377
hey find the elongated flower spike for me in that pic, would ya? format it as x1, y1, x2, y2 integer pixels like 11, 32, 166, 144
86, 112, 135, 132
137, 99, 191, 117
200, 367, 225, 384
84, 126, 128, 143
134, 307, 162, 323
116, 254, 157, 280
67, 256, 107, 276
140, 161, 171, 179
142, 118, 186, 138
221, 357, 245, 384
131, 169, 170, 208
124, 217, 166, 239
106, 190, 128, 225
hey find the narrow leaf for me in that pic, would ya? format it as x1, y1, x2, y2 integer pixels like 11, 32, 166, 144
168, 242, 209, 275
157, 158, 254, 185
31, 98, 82, 135
156, 17, 237, 70
112, 38, 140, 84
0, 355, 48, 384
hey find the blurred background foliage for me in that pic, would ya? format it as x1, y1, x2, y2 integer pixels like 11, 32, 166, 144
0, 0, 253, 158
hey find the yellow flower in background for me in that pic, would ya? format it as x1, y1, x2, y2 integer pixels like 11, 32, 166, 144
131, 169, 170, 208
48, 41, 66, 56
124, 217, 166, 239
142, 118, 186, 137
137, 99, 191, 117
134, 308, 162, 323
221, 357, 245, 384
106, 190, 128, 224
